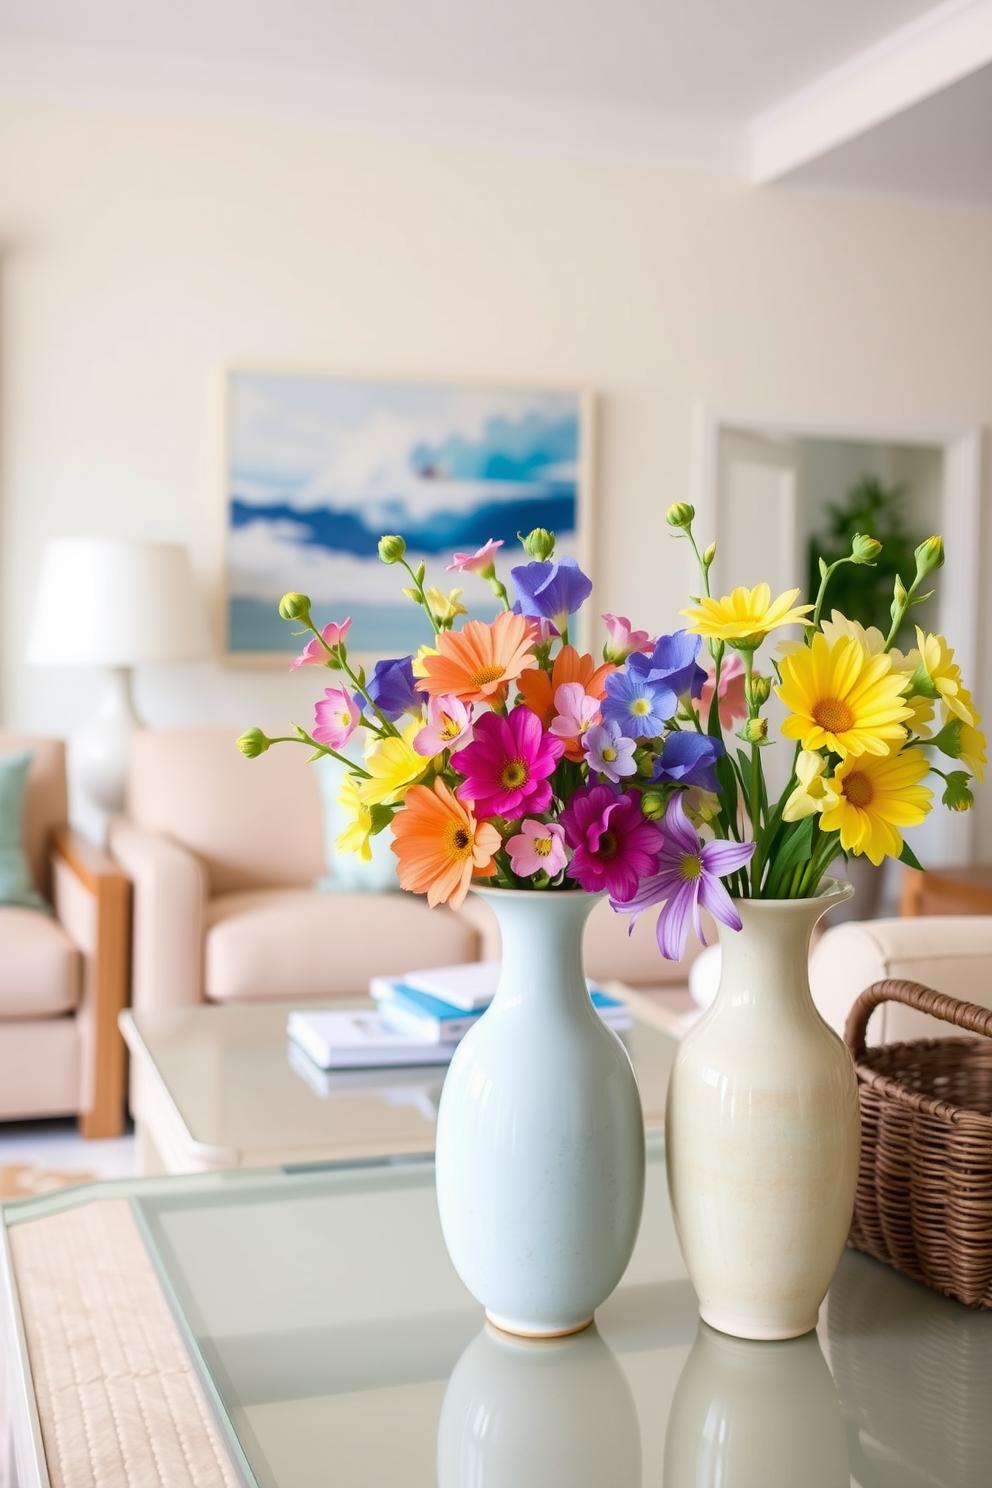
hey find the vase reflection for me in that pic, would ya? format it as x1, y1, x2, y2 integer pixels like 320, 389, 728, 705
664, 1321, 848, 1487
829, 1249, 992, 1488
437, 1320, 641, 1488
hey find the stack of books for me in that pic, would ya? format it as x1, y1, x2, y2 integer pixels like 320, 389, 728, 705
287, 961, 632, 1071
372, 960, 633, 1041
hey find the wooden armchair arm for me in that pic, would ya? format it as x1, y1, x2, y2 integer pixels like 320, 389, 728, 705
52, 827, 131, 1139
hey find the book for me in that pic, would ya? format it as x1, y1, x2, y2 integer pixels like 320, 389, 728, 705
370, 974, 633, 1042
400, 960, 505, 1011
286, 1008, 459, 1071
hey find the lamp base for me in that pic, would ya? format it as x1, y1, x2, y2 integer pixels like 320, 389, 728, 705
72, 667, 141, 816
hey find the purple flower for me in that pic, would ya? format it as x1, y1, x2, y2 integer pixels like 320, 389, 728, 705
454, 707, 564, 821
367, 656, 421, 721
560, 784, 665, 899
627, 630, 706, 702
510, 558, 593, 635
583, 721, 637, 783
611, 793, 755, 961
652, 732, 725, 792
601, 668, 676, 738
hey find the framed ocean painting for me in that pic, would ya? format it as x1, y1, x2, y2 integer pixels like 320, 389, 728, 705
223, 371, 592, 661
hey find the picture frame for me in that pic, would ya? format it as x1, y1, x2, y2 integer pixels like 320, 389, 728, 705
221, 369, 594, 664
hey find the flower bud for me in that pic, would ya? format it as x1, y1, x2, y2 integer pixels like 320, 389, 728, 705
915, 536, 944, 578
640, 787, 666, 821
942, 771, 974, 812
702, 541, 716, 569
278, 592, 311, 621
236, 728, 270, 758
666, 502, 695, 530
519, 528, 556, 561
378, 534, 406, 564
738, 717, 769, 744
850, 533, 882, 565
749, 673, 772, 706
890, 574, 908, 624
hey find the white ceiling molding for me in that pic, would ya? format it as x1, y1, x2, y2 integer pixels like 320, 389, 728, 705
750, 0, 992, 183
0, 31, 745, 176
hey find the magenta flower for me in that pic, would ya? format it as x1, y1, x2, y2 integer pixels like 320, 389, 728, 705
506, 819, 569, 878
560, 784, 665, 900
602, 614, 655, 664
611, 792, 755, 961
550, 682, 600, 746
583, 721, 637, 783
446, 539, 504, 577
289, 618, 352, 671
454, 707, 564, 821
414, 695, 474, 757
312, 687, 361, 749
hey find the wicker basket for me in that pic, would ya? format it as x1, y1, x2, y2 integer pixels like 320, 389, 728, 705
844, 979, 992, 1310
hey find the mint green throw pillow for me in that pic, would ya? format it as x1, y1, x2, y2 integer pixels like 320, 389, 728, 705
0, 751, 47, 910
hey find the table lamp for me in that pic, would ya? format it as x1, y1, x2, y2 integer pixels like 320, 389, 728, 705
27, 538, 210, 817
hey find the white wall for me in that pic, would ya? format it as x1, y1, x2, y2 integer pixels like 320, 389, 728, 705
1, 98, 991, 849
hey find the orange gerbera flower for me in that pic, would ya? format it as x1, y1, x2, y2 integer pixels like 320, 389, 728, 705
517, 645, 616, 759
390, 779, 501, 908
418, 611, 539, 705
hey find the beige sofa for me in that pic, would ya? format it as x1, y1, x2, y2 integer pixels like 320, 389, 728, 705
110, 729, 697, 1012
810, 914, 992, 1045
0, 732, 130, 1136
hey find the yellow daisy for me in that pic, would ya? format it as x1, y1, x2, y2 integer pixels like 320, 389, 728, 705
335, 773, 374, 861
820, 749, 933, 866
359, 721, 428, 807
681, 584, 812, 646
915, 629, 978, 726
425, 586, 468, 624
776, 633, 913, 758
411, 643, 439, 678
782, 751, 830, 821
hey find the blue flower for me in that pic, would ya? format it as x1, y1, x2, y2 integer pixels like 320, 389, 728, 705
366, 656, 421, 721
628, 630, 706, 701
510, 558, 593, 635
652, 731, 725, 791
602, 669, 677, 739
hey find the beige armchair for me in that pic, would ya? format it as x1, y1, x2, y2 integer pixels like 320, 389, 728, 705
110, 730, 484, 1011
0, 732, 130, 1137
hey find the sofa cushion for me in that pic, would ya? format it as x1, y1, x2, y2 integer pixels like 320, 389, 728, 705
204, 890, 483, 1002
0, 907, 80, 1017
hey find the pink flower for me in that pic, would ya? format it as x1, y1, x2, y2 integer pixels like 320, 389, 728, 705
506, 819, 569, 878
698, 651, 748, 729
602, 614, 655, 665
414, 695, 474, 757
446, 539, 504, 577
560, 784, 665, 899
289, 618, 353, 671
454, 707, 564, 821
549, 682, 600, 748
312, 687, 360, 749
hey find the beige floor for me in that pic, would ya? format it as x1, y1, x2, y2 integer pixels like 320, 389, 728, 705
0, 1119, 136, 1200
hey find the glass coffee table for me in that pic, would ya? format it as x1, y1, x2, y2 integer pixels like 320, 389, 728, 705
3, 1133, 991, 1488
120, 992, 679, 1174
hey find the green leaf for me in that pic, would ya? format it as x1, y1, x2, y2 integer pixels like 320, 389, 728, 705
898, 839, 926, 872
767, 817, 814, 891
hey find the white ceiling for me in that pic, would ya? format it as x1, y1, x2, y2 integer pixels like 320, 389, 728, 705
0, 0, 988, 207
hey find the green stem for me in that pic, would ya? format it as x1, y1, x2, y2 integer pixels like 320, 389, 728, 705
286, 729, 373, 778
742, 649, 762, 896
399, 557, 441, 635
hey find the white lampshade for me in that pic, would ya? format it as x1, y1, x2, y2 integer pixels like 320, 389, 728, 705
27, 538, 210, 666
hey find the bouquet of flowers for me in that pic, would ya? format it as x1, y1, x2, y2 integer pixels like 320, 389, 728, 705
238, 510, 984, 960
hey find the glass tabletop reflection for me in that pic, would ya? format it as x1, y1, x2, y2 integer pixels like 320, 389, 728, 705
73, 1133, 992, 1488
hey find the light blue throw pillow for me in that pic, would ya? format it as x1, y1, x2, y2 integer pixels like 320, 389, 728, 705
0, 751, 47, 910
313, 752, 400, 894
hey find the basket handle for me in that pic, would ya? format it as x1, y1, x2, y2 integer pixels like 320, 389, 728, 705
844, 977, 992, 1060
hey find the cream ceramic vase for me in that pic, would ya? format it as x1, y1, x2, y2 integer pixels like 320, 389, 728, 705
665, 879, 860, 1341
434, 887, 645, 1338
